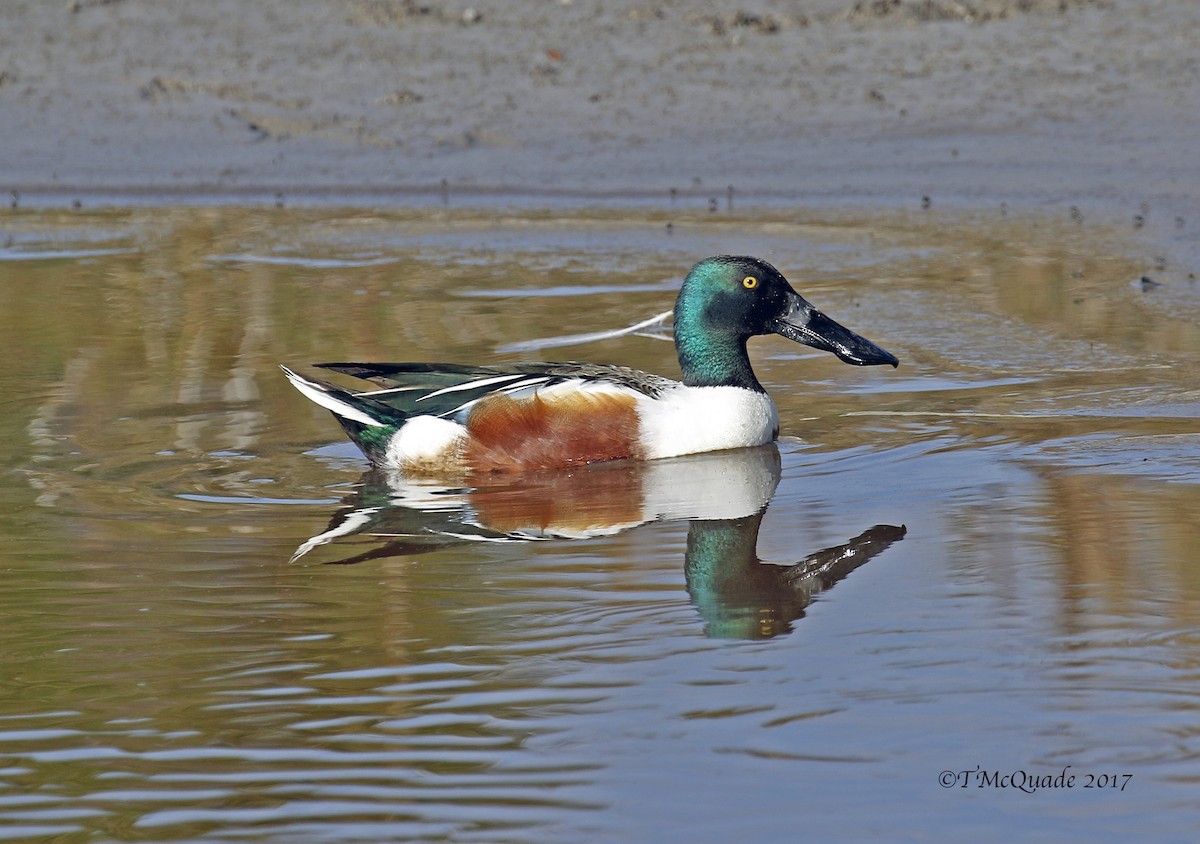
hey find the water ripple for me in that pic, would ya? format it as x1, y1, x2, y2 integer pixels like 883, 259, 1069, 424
5, 205, 1200, 841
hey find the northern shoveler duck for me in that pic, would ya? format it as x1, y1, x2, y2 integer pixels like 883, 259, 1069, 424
282, 255, 898, 474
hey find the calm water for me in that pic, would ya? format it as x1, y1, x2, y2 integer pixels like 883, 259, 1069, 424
3, 205, 1200, 841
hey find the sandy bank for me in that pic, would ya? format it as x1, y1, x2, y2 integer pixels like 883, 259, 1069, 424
0, 0, 1196, 244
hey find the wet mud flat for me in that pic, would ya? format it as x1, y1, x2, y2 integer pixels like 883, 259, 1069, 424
1, 1, 1198, 245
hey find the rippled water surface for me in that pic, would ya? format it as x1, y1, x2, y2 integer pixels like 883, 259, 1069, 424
4, 205, 1200, 841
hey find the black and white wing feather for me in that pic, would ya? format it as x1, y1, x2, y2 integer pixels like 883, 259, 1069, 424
314, 361, 678, 420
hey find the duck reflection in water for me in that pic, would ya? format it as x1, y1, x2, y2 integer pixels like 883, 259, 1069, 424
292, 445, 905, 640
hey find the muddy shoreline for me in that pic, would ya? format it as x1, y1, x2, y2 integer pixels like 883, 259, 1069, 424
2, 0, 1197, 249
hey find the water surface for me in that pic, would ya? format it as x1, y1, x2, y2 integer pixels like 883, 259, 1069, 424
3, 206, 1200, 841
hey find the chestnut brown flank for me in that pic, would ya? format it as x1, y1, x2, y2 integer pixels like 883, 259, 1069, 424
464, 390, 643, 472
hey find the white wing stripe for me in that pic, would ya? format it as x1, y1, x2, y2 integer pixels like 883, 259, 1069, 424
357, 385, 427, 397
498, 377, 553, 394
416, 373, 529, 402
281, 366, 384, 428
438, 376, 556, 418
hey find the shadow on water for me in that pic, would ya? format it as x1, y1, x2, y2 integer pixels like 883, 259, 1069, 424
290, 446, 906, 639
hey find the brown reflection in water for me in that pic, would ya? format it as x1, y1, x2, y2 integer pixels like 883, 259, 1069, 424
916, 232, 1200, 358
4, 204, 1200, 645
7, 205, 1182, 469
1041, 470, 1200, 636
12, 205, 1200, 839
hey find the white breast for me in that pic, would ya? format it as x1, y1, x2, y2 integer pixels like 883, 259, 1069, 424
637, 385, 779, 460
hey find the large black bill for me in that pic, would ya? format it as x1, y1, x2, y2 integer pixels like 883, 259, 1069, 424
771, 293, 899, 368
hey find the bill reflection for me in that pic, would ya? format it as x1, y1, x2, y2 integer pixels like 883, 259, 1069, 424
292, 446, 905, 640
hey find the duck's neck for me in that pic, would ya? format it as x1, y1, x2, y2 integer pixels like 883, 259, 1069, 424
674, 318, 764, 392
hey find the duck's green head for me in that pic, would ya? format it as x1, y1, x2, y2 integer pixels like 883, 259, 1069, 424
673, 256, 898, 390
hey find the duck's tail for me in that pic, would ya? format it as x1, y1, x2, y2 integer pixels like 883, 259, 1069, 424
281, 365, 404, 462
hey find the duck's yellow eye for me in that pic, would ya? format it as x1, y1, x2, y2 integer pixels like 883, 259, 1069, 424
742, 276, 759, 289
